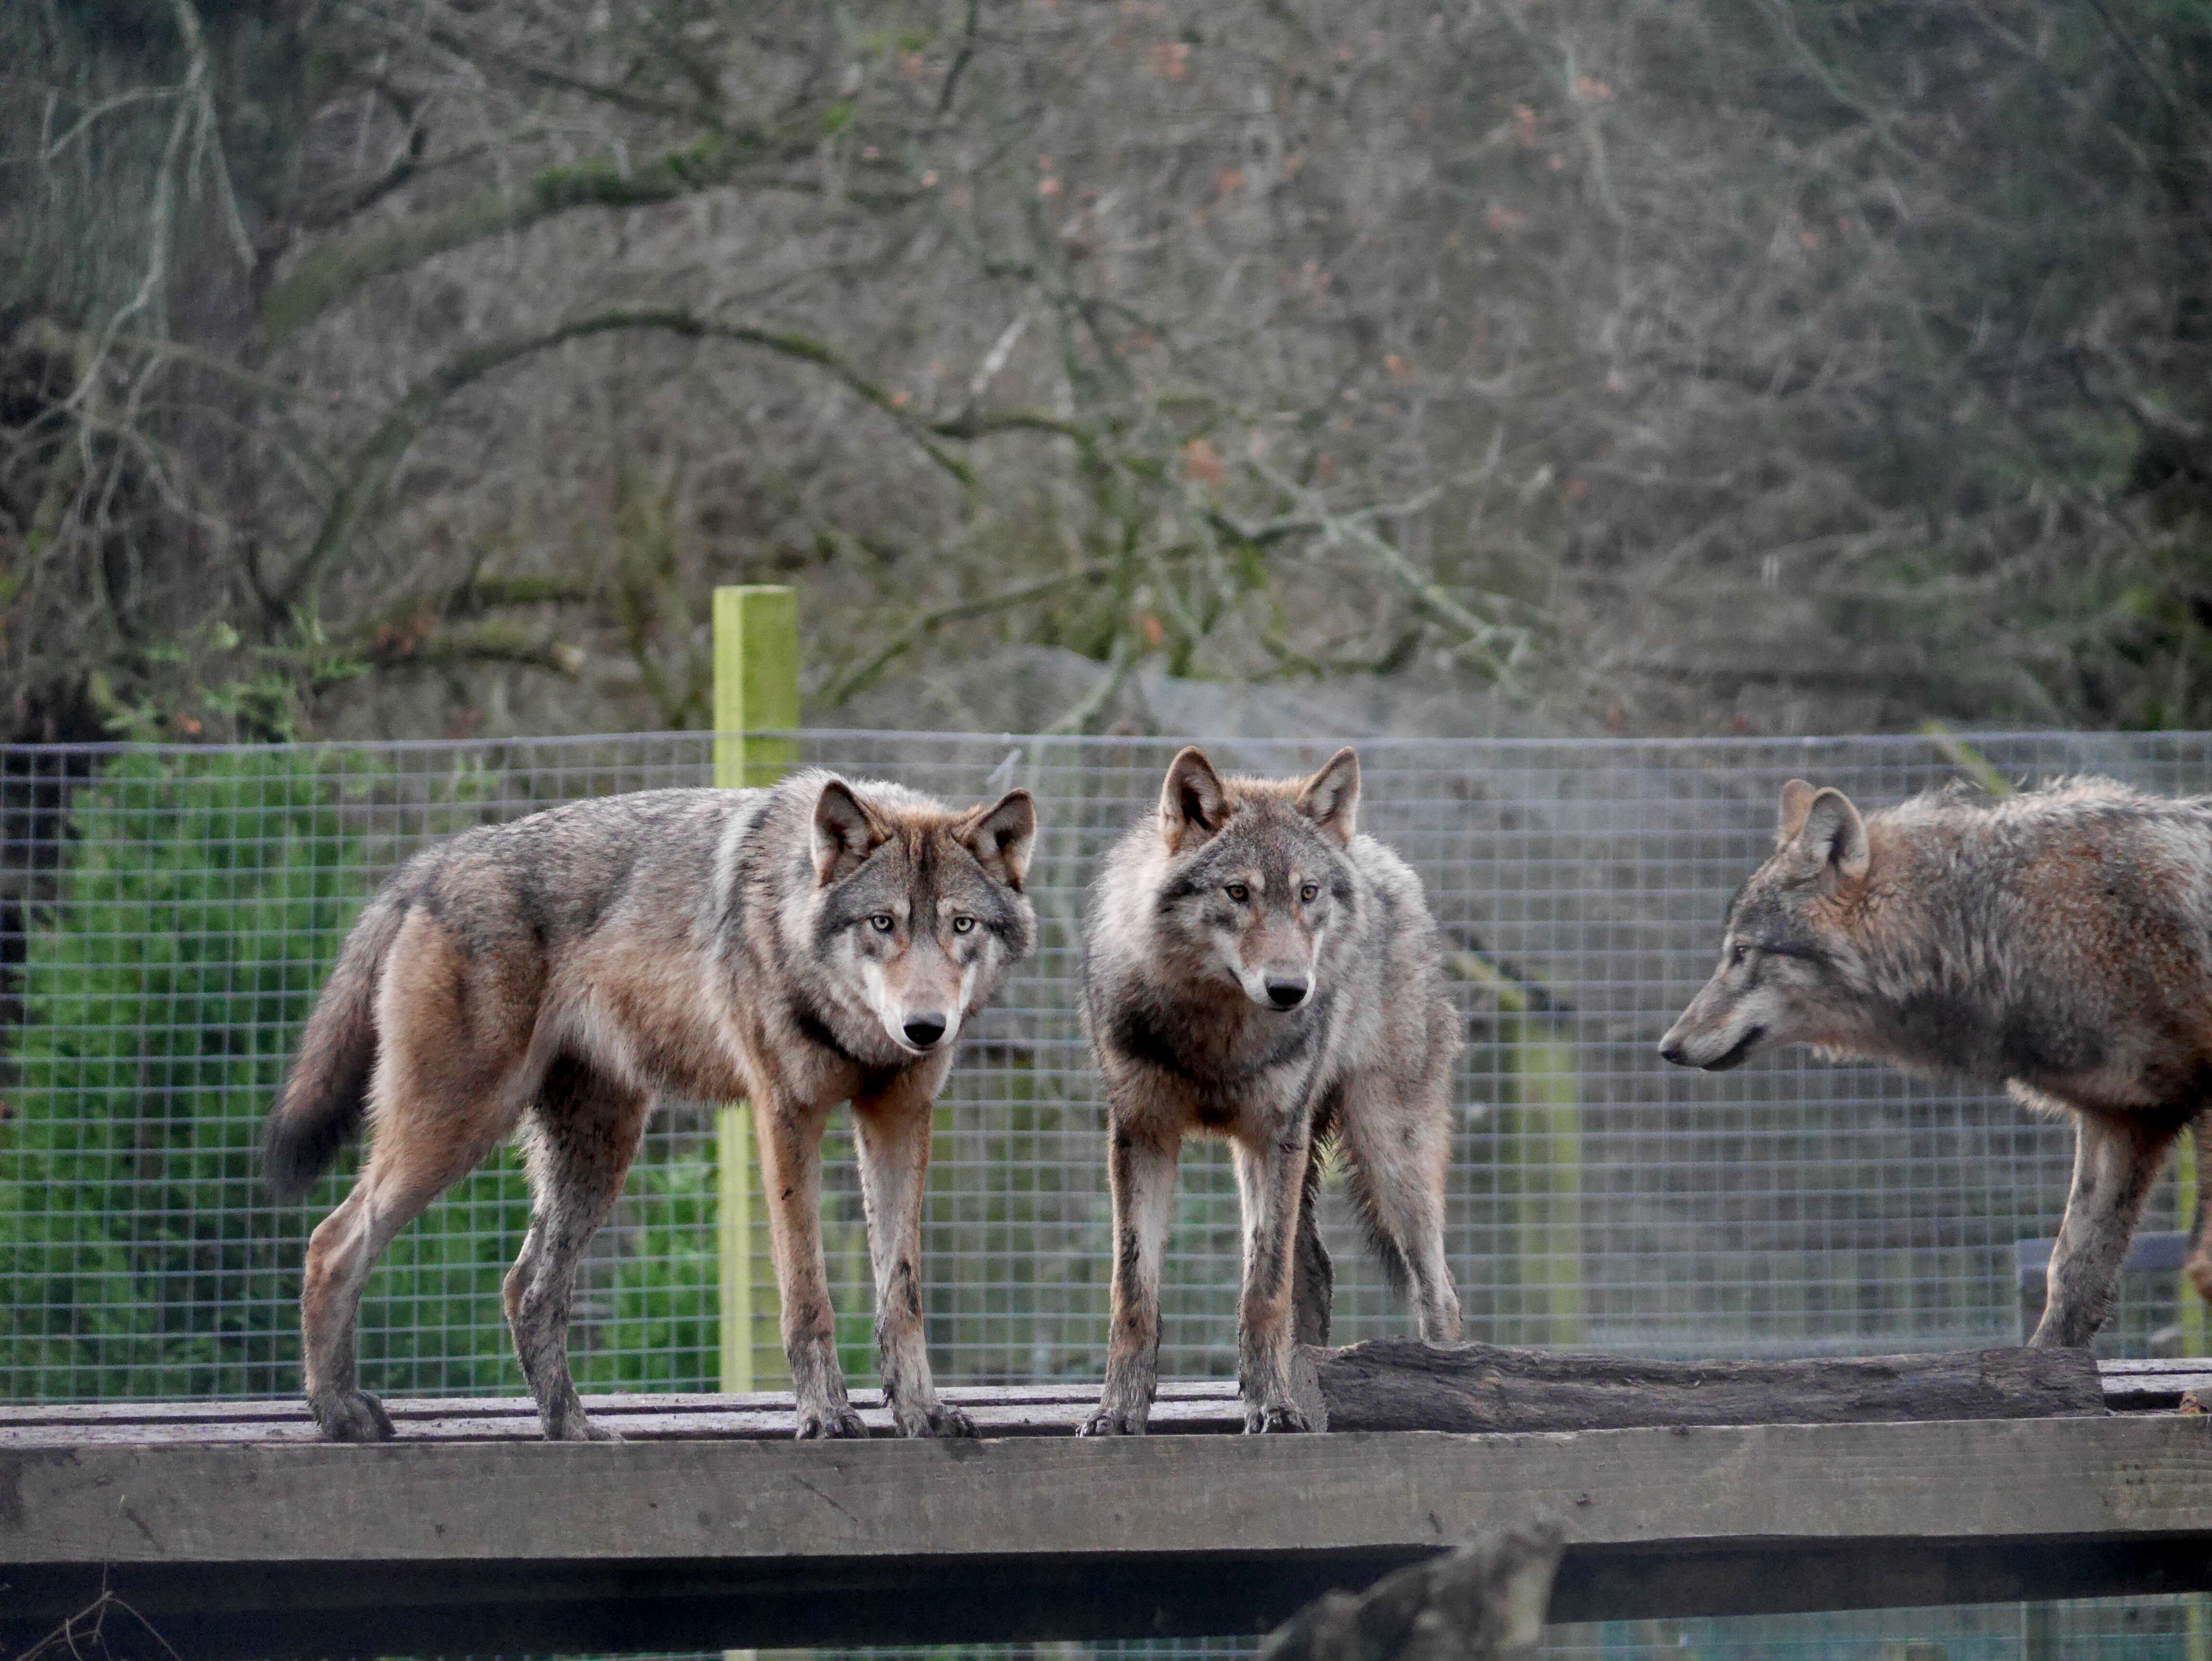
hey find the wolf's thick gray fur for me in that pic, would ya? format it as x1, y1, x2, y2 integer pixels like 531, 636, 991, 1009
1080, 746, 1463, 1434
1661, 776, 2212, 1348
265, 771, 1036, 1442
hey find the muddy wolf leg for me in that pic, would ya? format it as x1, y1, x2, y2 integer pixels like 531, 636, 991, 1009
504, 1056, 651, 1442
1291, 1146, 1334, 1348
2034, 1110, 2183, 1349
301, 1097, 519, 1441
854, 1071, 973, 1438
1080, 1121, 1182, 1436
1231, 1124, 1319, 1433
754, 1093, 861, 1438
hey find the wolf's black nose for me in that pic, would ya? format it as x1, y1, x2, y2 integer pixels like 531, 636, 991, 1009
1658, 1039, 1685, 1065
1264, 976, 1309, 1010
904, 1014, 949, 1048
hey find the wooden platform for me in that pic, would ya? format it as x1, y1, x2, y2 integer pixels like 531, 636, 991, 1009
3, 1361, 2210, 1658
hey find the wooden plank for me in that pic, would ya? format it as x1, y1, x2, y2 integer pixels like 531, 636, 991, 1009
3, 1415, 2211, 1657
1, 1344, 2129, 1440
0, 1397, 1250, 1448
2096, 1358, 2212, 1411
19, 1416, 2211, 1566
0, 1381, 1242, 1442
1317, 1340, 2105, 1432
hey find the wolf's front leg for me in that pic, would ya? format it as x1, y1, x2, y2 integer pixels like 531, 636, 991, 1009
2035, 1110, 2177, 1348
1081, 1120, 1181, 1435
855, 1069, 974, 1437
756, 1095, 865, 1438
1230, 1126, 1315, 1433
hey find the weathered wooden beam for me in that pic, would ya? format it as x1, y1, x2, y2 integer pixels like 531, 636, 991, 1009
0, 1346, 2120, 1450
4, 1414, 2212, 1658
1317, 1339, 2106, 1432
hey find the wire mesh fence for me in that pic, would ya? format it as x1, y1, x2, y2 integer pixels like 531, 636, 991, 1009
5, 726, 2210, 1407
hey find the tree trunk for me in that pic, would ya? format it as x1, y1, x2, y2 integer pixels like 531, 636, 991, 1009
1258, 1524, 1564, 1661
1315, 1339, 2105, 1434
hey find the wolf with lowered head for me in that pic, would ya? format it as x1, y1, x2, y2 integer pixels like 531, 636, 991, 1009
263, 771, 1035, 1443
1661, 776, 2212, 1349
1081, 746, 1463, 1435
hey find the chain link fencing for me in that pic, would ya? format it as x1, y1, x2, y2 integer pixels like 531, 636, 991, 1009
3, 726, 2208, 1655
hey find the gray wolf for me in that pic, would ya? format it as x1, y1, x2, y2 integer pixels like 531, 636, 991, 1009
1660, 776, 2212, 1348
263, 771, 1036, 1441
1080, 746, 1463, 1434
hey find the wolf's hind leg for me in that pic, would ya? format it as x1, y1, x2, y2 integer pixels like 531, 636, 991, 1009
855, 1069, 971, 1437
1080, 1120, 1181, 1436
755, 1093, 862, 1438
302, 1092, 517, 1441
2035, 1110, 2180, 1348
508, 1056, 651, 1442
1339, 1069, 1462, 1345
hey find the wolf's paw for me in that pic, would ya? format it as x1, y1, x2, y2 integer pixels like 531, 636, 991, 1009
796, 1405, 869, 1439
1243, 1402, 1311, 1435
1078, 1405, 1147, 1437
895, 1401, 977, 1438
547, 1412, 624, 1443
313, 1390, 395, 1443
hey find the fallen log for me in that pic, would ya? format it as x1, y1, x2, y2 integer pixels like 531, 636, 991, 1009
1258, 1524, 1564, 1661
1315, 1339, 2105, 1434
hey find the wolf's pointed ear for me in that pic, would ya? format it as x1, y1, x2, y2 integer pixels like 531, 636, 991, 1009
1783, 785, 1870, 885
812, 778, 891, 887
961, 789, 1037, 891
1777, 779, 1817, 848
1160, 747, 1228, 853
1296, 747, 1360, 845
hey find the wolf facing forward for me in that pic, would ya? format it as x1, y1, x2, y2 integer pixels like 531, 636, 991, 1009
1080, 746, 1463, 1435
263, 772, 1036, 1442
1661, 776, 2212, 1349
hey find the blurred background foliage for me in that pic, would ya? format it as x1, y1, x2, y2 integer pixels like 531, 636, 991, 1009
0, 747, 724, 1397
4, 0, 2212, 743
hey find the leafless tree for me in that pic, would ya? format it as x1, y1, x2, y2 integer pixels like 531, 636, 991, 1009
4, 0, 2210, 740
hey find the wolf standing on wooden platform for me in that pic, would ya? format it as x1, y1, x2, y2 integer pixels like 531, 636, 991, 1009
1661, 777, 2212, 1349
1081, 747, 1463, 1435
263, 772, 1036, 1443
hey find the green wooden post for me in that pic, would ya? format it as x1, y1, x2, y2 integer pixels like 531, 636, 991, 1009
1452, 951, 1582, 1346
713, 586, 799, 1395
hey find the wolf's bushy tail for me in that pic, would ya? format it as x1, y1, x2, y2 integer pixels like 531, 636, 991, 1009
263, 892, 405, 1201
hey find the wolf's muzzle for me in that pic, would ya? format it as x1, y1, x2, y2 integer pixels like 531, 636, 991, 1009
1263, 976, 1309, 1011
1659, 1026, 1764, 1071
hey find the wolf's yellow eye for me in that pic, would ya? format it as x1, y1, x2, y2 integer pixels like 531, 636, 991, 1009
870, 914, 896, 933
1729, 942, 1749, 965
1300, 883, 1319, 903
951, 915, 976, 934
1225, 883, 1249, 902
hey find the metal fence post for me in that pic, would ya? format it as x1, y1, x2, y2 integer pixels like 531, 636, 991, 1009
713, 585, 799, 1395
